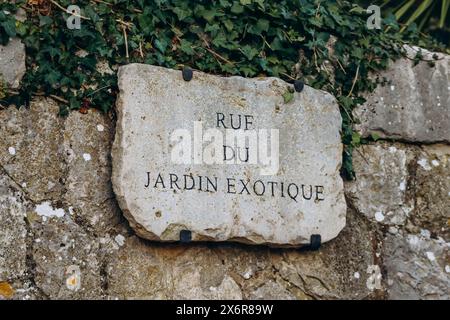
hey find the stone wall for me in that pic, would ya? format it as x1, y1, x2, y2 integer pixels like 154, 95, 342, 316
0, 40, 448, 300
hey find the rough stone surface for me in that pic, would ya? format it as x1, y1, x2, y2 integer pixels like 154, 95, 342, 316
0, 98, 121, 234
63, 108, 121, 234
0, 38, 26, 89
113, 64, 346, 246
347, 142, 449, 240
29, 216, 106, 299
0, 97, 123, 299
0, 173, 28, 281
354, 46, 450, 143
384, 232, 450, 300
346, 143, 415, 226
0, 98, 65, 202
409, 145, 450, 240
106, 208, 379, 300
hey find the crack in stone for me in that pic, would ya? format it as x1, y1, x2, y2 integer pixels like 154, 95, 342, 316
271, 264, 316, 300
0, 162, 36, 204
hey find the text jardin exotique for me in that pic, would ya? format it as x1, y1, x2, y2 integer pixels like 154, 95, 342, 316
144, 112, 325, 203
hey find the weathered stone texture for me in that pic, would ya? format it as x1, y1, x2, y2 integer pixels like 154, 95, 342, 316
0, 38, 26, 89
63, 108, 121, 234
384, 232, 449, 300
347, 141, 450, 300
0, 98, 121, 233
113, 64, 346, 246
346, 143, 415, 226
0, 173, 28, 281
106, 208, 378, 300
29, 217, 105, 299
355, 46, 450, 143
347, 142, 449, 240
0, 99, 66, 202
0, 98, 122, 299
409, 145, 450, 240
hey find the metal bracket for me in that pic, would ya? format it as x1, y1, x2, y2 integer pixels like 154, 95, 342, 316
179, 230, 192, 243
294, 80, 304, 93
182, 66, 193, 81
308, 234, 321, 251
298, 234, 322, 251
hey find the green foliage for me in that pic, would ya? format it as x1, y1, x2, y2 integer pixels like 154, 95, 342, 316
382, 0, 449, 30
0, 0, 444, 179
282, 87, 295, 103
357, 0, 450, 46
0, 3, 17, 45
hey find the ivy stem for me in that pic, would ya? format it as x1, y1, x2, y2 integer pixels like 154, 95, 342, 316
139, 41, 144, 59
49, 0, 90, 20
87, 85, 111, 97
34, 92, 69, 104
205, 47, 234, 65
347, 63, 360, 97
122, 25, 129, 59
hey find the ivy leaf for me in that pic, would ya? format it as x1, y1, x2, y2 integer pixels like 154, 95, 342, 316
371, 133, 381, 141
255, 0, 265, 9
180, 39, 194, 55
240, 45, 259, 60
84, 6, 100, 23
1, 20, 15, 37
173, 7, 191, 21
282, 88, 294, 103
351, 132, 361, 146
231, 2, 244, 14
45, 69, 61, 86
42, 46, 61, 58
200, 9, 218, 23
223, 19, 234, 31
257, 19, 270, 32
154, 38, 168, 53
39, 15, 53, 27
349, 4, 366, 14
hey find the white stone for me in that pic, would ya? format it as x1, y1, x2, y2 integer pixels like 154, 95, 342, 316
420, 229, 431, 239
82, 153, 91, 161
35, 201, 65, 218
417, 158, 431, 171
375, 211, 385, 222
242, 270, 253, 280
114, 234, 125, 247
8, 146, 15, 155
425, 251, 436, 262
112, 64, 346, 246
388, 226, 398, 234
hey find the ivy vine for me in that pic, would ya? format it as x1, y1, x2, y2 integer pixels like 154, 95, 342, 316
0, 0, 444, 179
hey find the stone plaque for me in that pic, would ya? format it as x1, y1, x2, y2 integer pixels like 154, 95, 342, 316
112, 64, 346, 247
